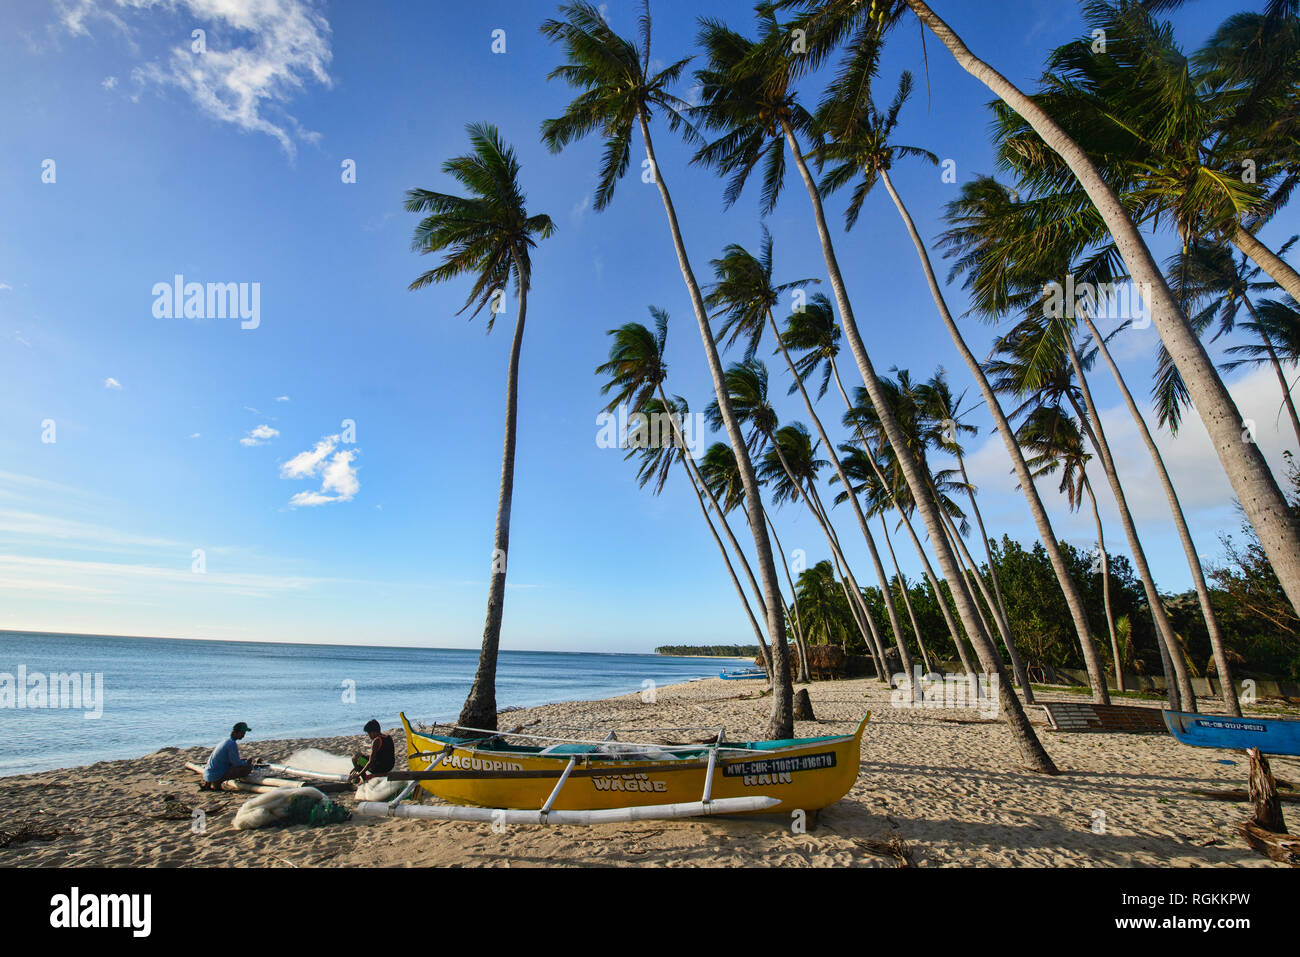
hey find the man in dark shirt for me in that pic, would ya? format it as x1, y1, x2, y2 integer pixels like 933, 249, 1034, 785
351, 719, 395, 783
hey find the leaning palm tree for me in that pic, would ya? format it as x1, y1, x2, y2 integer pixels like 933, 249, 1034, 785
704, 361, 894, 676
987, 317, 1193, 709
698, 439, 812, 682
1161, 240, 1300, 449
941, 174, 1240, 714
810, 51, 1109, 701
1015, 405, 1123, 693
785, 295, 971, 674
596, 314, 773, 673
835, 446, 935, 673
916, 372, 1034, 698
406, 123, 554, 733
844, 377, 980, 676
789, 0, 1300, 622
692, 13, 1054, 770
705, 231, 909, 680
540, 1, 797, 736
755, 424, 885, 666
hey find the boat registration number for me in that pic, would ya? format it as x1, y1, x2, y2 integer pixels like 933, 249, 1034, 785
722, 752, 837, 777
1194, 719, 1267, 733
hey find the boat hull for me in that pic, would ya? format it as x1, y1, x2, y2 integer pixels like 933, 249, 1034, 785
1164, 710, 1300, 756
398, 712, 868, 815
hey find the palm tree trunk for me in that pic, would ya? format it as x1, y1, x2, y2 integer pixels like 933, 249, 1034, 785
1082, 472, 1123, 694
1062, 353, 1195, 711
803, 469, 900, 679
458, 253, 528, 733
766, 515, 812, 683
959, 457, 1034, 702
639, 111, 794, 738
1232, 226, 1300, 304
906, 0, 1300, 617
936, 491, 1018, 682
1264, 338, 1300, 451
691, 469, 770, 657
770, 442, 894, 677
877, 166, 1110, 704
782, 120, 1057, 772
828, 360, 974, 675
880, 514, 933, 673
1080, 312, 1239, 713
769, 311, 912, 682
824, 544, 892, 678
655, 384, 772, 673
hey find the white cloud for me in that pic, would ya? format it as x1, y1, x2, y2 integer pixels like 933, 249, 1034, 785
58, 0, 333, 158
282, 435, 359, 506
189, 432, 201, 439
101, 75, 117, 89
570, 193, 591, 226
104, 377, 122, 389
0, 282, 12, 292
240, 424, 279, 446
275, 395, 290, 402
280, 434, 336, 478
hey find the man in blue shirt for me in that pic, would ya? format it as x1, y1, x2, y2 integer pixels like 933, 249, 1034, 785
200, 721, 254, 791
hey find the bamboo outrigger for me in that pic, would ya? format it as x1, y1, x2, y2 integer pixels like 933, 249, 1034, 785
352, 711, 870, 825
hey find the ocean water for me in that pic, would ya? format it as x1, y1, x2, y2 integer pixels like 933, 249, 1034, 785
0, 632, 752, 776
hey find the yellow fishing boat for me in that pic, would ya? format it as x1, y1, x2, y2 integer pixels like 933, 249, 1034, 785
353, 711, 869, 826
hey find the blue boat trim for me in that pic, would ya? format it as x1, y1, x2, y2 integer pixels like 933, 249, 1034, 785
1164, 709, 1300, 756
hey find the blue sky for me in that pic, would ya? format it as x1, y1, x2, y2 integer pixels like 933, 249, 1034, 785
0, 0, 1293, 652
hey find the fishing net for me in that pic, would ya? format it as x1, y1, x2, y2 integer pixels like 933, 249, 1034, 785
355, 776, 405, 802
232, 787, 352, 830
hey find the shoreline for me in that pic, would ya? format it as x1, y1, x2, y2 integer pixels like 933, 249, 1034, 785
3, 676, 1298, 867
0, 671, 727, 780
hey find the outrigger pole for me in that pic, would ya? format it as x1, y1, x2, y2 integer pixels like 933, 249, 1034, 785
352, 795, 780, 825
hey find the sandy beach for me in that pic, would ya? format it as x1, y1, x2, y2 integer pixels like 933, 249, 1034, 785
2, 676, 1296, 868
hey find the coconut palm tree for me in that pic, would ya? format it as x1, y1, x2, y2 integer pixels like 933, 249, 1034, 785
941, 174, 1242, 713
785, 296, 970, 673
835, 445, 936, 672
596, 314, 773, 672
844, 377, 982, 676
704, 362, 894, 676
540, 1, 797, 736
810, 53, 1110, 702
916, 372, 1034, 698
691, 13, 1054, 770
697, 441, 810, 681
987, 317, 1193, 709
1161, 240, 1300, 449
755, 424, 885, 665
1015, 405, 1123, 692
988, 1, 1300, 300
405, 123, 554, 733
795, 560, 857, 649
789, 0, 1300, 621
705, 232, 910, 680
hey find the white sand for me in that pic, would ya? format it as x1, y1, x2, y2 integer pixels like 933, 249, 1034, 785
1, 677, 1295, 867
